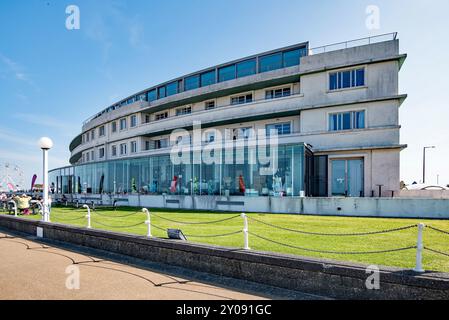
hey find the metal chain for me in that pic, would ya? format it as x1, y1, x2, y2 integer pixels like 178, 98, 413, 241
424, 247, 449, 258
93, 210, 142, 218
52, 215, 86, 222
248, 231, 416, 255
91, 219, 145, 229
427, 226, 449, 236
185, 230, 242, 238
151, 213, 241, 225
149, 223, 166, 232
247, 216, 417, 236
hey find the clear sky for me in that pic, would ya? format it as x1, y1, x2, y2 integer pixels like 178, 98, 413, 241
0, 0, 448, 188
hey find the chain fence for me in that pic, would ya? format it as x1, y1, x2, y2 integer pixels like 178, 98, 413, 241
248, 231, 417, 255
247, 216, 417, 236
8, 204, 449, 273
151, 213, 241, 225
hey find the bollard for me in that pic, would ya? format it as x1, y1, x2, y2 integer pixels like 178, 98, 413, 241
83, 204, 91, 229
413, 223, 425, 273
241, 213, 250, 250
9, 201, 17, 217
142, 208, 151, 237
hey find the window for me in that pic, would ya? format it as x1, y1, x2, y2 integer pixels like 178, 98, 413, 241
144, 141, 151, 151
205, 101, 215, 110
91, 130, 95, 140
205, 131, 215, 142
158, 86, 166, 99
137, 93, 147, 102
130, 115, 137, 127
111, 145, 117, 157
236, 59, 256, 78
155, 139, 168, 149
90, 150, 94, 161
259, 53, 282, 73
86, 152, 90, 162
99, 126, 105, 137
232, 127, 253, 140
200, 70, 216, 86
176, 106, 192, 116
143, 114, 151, 123
147, 89, 157, 102
283, 49, 301, 68
329, 68, 365, 91
130, 141, 137, 153
265, 87, 291, 99
120, 118, 127, 130
329, 111, 365, 131
155, 112, 168, 120
266, 122, 291, 136
111, 121, 117, 133
99, 148, 105, 159
85, 133, 90, 142
218, 65, 236, 82
231, 94, 252, 105
184, 75, 200, 91
120, 143, 127, 155
127, 97, 135, 104
166, 81, 179, 96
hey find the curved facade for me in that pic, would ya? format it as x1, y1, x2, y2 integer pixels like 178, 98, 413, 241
50, 33, 407, 205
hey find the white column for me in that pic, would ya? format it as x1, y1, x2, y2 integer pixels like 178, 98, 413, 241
43, 149, 49, 222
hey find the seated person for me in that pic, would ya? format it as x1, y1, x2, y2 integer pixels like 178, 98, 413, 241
13, 194, 32, 215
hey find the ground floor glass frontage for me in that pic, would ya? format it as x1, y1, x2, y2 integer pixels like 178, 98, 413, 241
50, 144, 307, 197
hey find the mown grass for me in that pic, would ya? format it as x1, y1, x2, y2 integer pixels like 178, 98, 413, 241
4, 206, 449, 273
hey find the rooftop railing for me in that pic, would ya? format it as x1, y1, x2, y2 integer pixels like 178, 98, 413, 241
308, 32, 397, 55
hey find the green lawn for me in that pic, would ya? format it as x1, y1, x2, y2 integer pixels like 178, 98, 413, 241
3, 206, 449, 273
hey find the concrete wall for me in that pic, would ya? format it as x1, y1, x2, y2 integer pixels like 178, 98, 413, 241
396, 190, 449, 199
0, 215, 448, 300
69, 194, 449, 219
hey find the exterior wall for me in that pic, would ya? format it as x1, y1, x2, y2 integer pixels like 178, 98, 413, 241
60, 193, 449, 219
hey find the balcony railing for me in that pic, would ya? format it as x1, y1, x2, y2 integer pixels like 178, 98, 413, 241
308, 32, 397, 55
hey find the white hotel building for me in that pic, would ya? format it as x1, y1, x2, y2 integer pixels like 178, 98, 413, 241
50, 33, 407, 212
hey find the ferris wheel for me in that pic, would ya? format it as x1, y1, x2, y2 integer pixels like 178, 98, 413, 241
0, 162, 25, 192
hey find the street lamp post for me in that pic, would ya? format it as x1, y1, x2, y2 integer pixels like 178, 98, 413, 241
38, 137, 53, 222
423, 146, 435, 184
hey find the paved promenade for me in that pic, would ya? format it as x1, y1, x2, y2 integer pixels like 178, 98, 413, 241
0, 230, 322, 300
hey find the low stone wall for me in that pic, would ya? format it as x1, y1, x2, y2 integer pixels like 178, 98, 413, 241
68, 194, 449, 219
1, 215, 448, 300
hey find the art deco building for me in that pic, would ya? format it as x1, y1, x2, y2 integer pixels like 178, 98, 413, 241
50, 33, 407, 211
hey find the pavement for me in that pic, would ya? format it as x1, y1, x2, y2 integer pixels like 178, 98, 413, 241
0, 229, 325, 300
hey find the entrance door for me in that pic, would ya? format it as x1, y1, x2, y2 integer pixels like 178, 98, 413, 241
331, 159, 364, 197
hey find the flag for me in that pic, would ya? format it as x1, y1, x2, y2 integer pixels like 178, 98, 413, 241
31, 174, 37, 190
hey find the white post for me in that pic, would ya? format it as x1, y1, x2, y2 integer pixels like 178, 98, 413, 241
9, 200, 17, 217
414, 223, 425, 273
83, 204, 91, 229
38, 137, 53, 223
143, 208, 151, 237
43, 149, 49, 222
241, 213, 250, 250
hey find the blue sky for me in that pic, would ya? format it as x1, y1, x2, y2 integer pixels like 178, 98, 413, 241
0, 0, 448, 187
